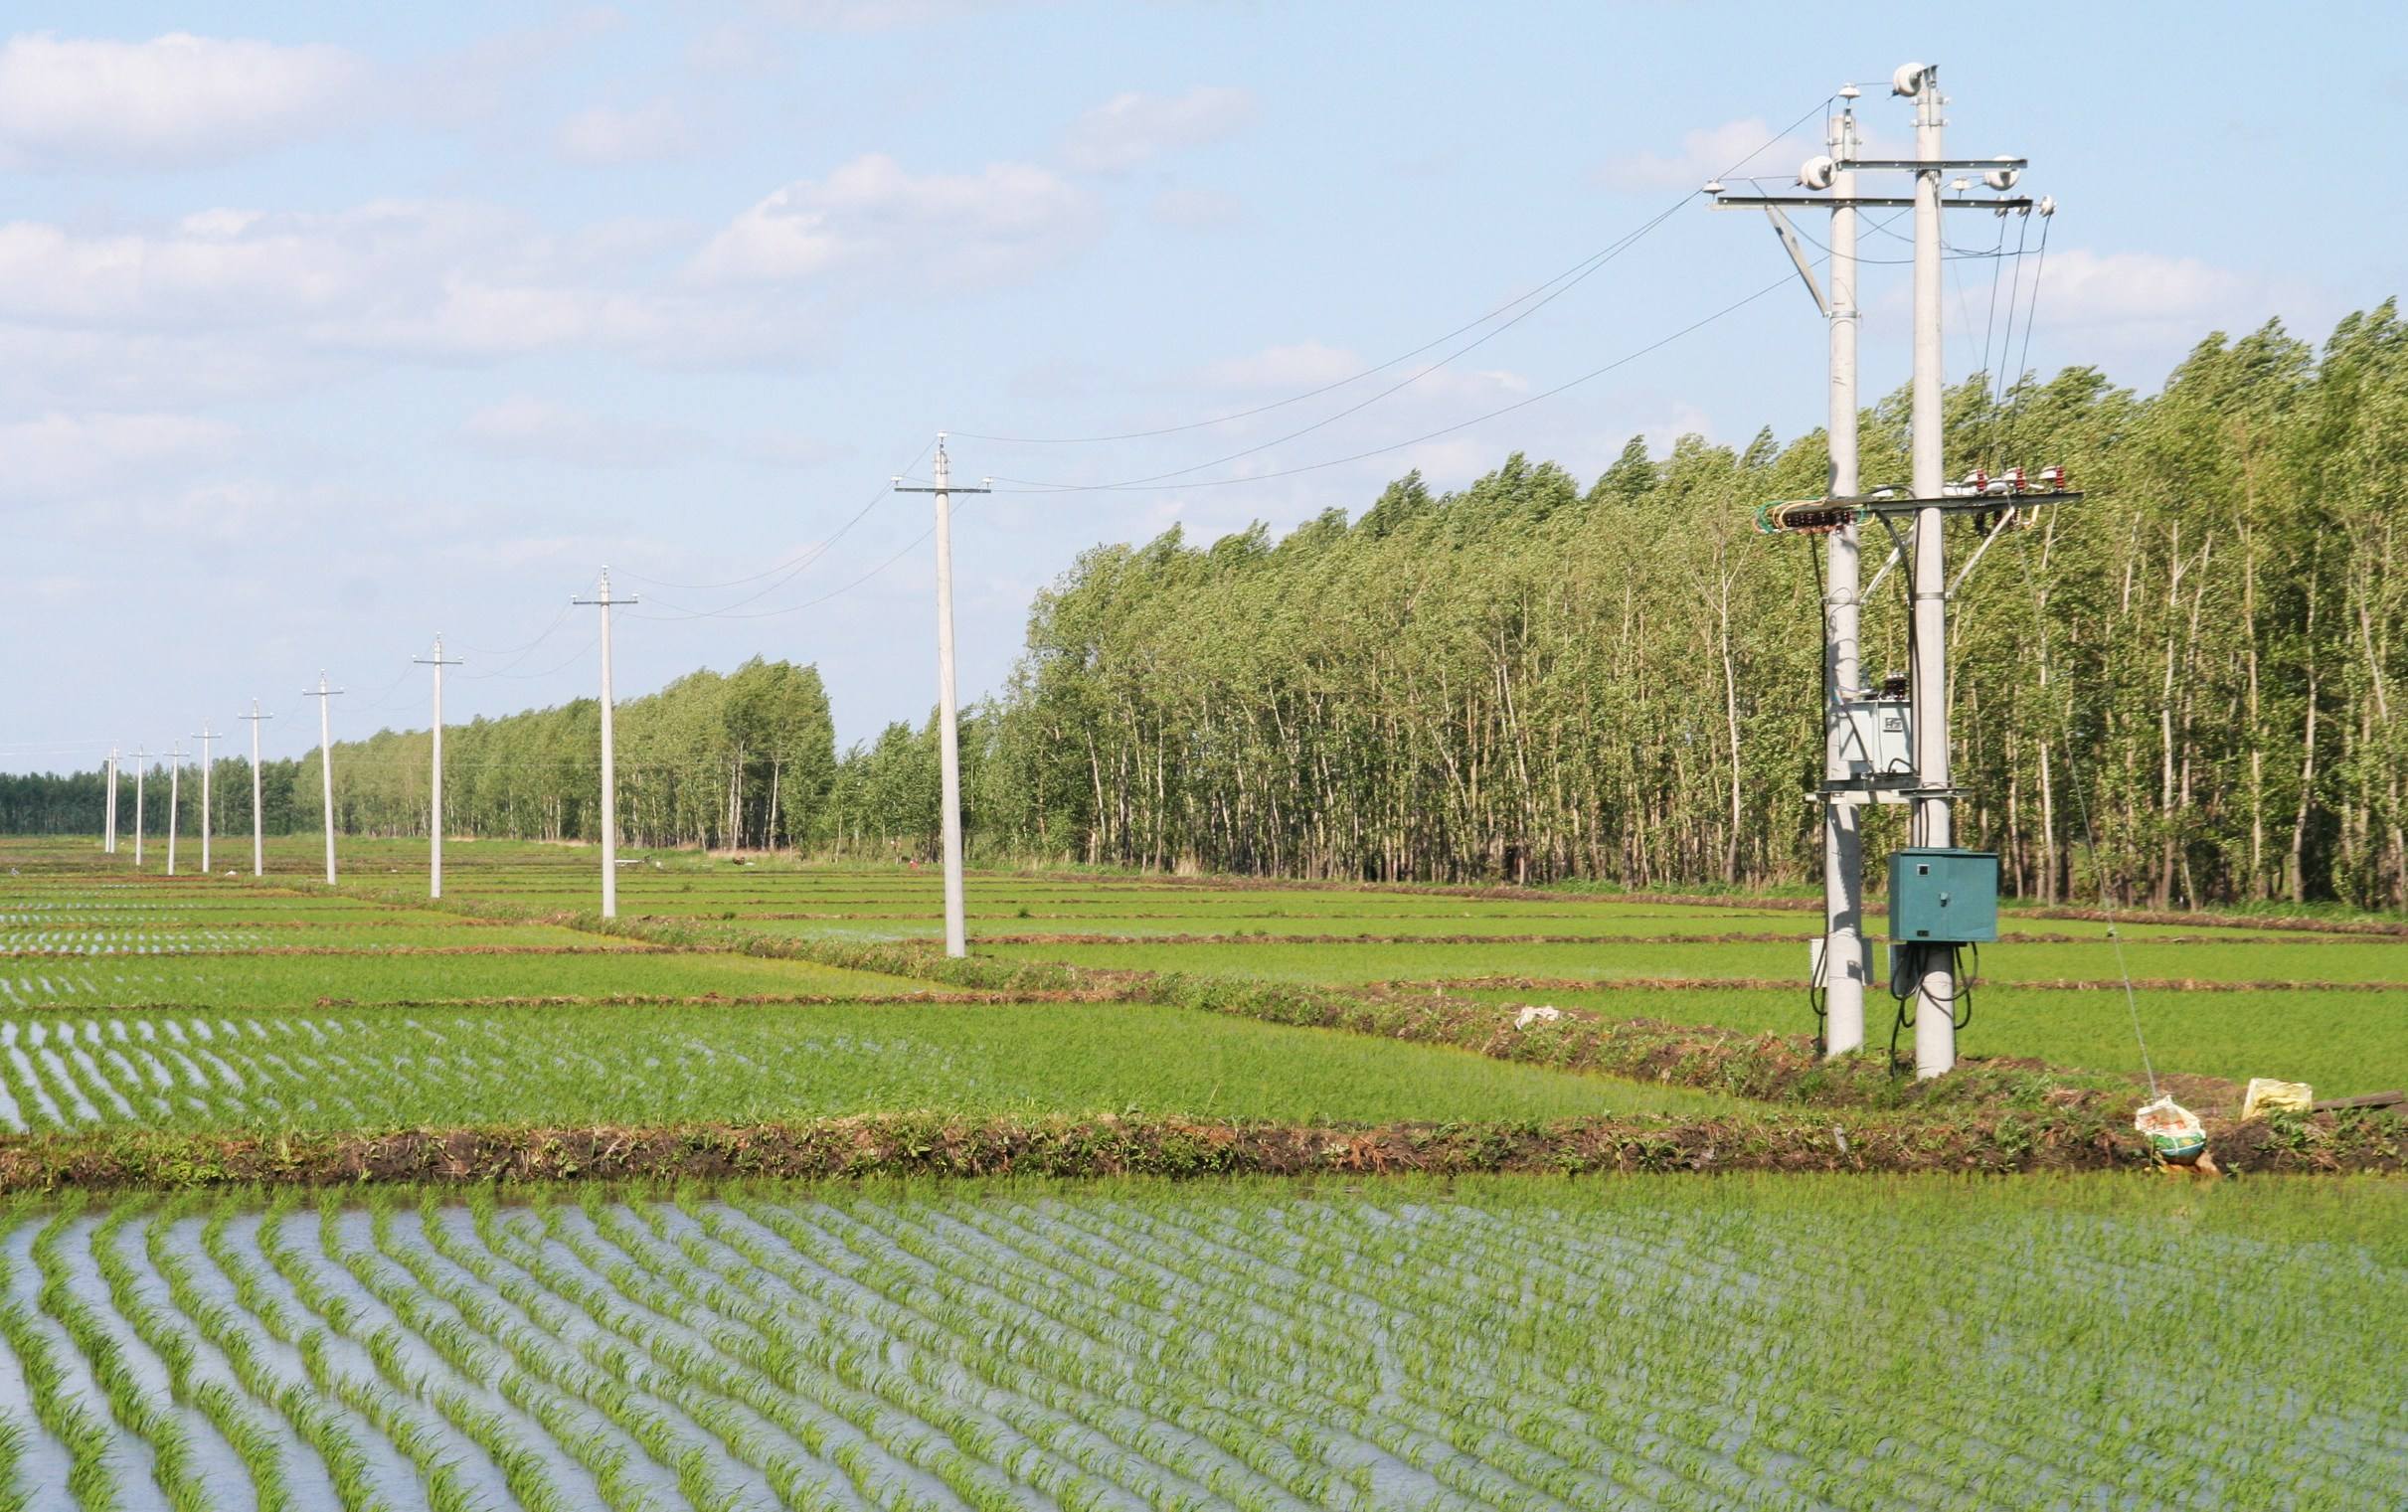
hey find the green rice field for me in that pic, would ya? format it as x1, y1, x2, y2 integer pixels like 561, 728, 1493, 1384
293, 834, 2405, 1097
0, 833, 2399, 1508
0, 1177, 2399, 1511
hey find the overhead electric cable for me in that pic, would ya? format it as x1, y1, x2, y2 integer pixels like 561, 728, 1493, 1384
620, 437, 937, 595
1994, 211, 2054, 465
955, 96, 1834, 447
987, 199, 1698, 493
465, 634, 601, 681
343, 664, 417, 717
992, 269, 1801, 495
456, 601, 574, 661
624, 518, 941, 623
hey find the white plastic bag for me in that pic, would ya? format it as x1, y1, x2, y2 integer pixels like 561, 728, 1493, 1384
2134, 1095, 2207, 1164
1513, 1005, 1563, 1030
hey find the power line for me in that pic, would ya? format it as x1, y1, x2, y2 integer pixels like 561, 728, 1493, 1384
461, 633, 599, 682
988, 201, 1692, 495
623, 517, 941, 622
955, 96, 1835, 449
620, 437, 937, 596
455, 601, 575, 662
991, 268, 1803, 495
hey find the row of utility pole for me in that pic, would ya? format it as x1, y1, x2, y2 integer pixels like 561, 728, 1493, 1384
97, 469, 982, 954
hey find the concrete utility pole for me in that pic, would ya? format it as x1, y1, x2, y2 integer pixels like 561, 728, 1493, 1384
239, 702, 271, 877
165, 744, 186, 877
573, 571, 636, 919
895, 435, 993, 958
191, 723, 218, 876
104, 749, 119, 854
1822, 91, 1868, 1055
129, 747, 150, 867
1901, 63, 1957, 1080
303, 672, 343, 886
414, 635, 464, 899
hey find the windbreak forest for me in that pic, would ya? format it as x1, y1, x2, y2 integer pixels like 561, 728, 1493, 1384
9, 307, 2405, 908
943, 307, 2408, 909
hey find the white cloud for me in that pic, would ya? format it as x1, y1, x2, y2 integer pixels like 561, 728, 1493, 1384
0, 200, 828, 378
691, 153, 1099, 289
557, 98, 694, 166
1200, 341, 1361, 390
1593, 116, 1782, 193
0, 201, 511, 329
401, 10, 624, 128
463, 396, 703, 469
0, 411, 236, 501
2027, 249, 2262, 331
750, 1, 1028, 31
1150, 187, 1243, 231
686, 23, 781, 74
1062, 86, 1255, 173
0, 31, 363, 169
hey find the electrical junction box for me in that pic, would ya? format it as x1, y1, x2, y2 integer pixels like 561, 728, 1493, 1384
1835, 698, 1914, 803
1888, 847, 1999, 943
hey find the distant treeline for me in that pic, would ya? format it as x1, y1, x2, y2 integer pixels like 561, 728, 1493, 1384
9, 306, 2405, 907
4, 659, 838, 853
918, 305, 2398, 910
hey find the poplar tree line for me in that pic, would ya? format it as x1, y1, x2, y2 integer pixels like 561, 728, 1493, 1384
921, 306, 2402, 909
11, 307, 2403, 906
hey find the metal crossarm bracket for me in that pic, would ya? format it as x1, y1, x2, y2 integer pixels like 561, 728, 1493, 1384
1712, 195, 2034, 211
1849, 488, 2081, 517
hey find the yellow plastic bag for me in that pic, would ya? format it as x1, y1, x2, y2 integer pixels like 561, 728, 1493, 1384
2241, 1079, 2315, 1119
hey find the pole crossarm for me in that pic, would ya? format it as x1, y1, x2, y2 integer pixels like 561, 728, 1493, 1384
1712, 195, 2033, 211
1757, 486, 2082, 534
1839, 157, 2026, 170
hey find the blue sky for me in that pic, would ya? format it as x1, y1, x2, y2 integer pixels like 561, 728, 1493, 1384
3, 1, 2400, 771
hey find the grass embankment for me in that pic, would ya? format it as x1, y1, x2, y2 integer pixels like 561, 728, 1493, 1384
9, 842, 2397, 1184
292, 877, 2405, 1182
3, 1100, 2396, 1191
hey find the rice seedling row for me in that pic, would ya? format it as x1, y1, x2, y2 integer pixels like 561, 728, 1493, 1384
0, 1002, 1723, 1135
0, 1178, 2393, 1510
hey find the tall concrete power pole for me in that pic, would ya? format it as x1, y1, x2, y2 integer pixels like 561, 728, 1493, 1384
303, 673, 344, 886
1900, 63, 1958, 1080
239, 702, 271, 877
1822, 93, 1868, 1055
414, 635, 464, 900
191, 723, 218, 876
573, 571, 636, 919
129, 747, 151, 868
104, 750, 119, 855
166, 744, 186, 877
895, 435, 992, 958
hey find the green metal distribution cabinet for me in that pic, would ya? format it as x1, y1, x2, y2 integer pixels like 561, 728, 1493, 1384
1887, 847, 1999, 942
